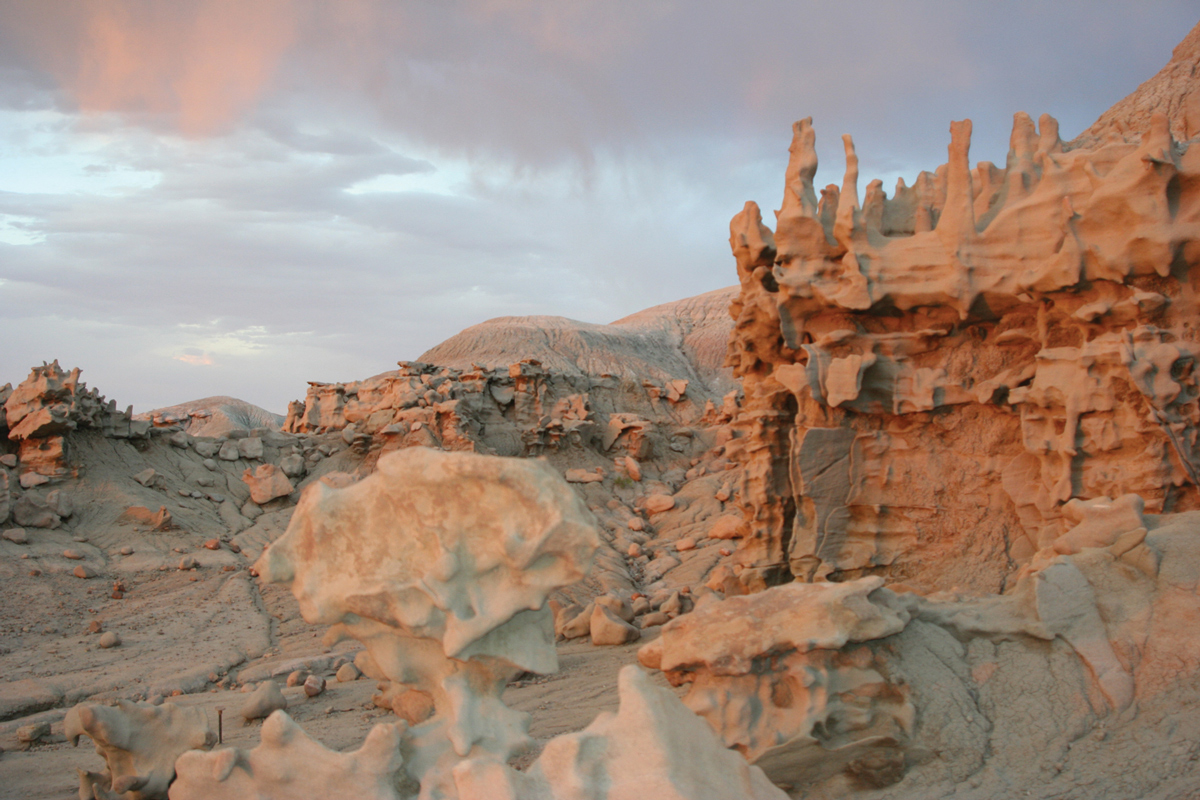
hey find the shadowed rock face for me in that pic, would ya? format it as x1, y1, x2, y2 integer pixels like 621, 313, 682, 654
723, 24, 1200, 593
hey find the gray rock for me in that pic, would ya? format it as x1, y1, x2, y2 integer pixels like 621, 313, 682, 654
194, 441, 219, 458
238, 437, 264, 460
46, 490, 72, 518
98, 631, 121, 649
278, 454, 306, 478
2, 528, 28, 544
203, 458, 218, 471
218, 441, 241, 461
335, 663, 361, 682
0, 454, 17, 468
19, 472, 49, 489
169, 430, 191, 448
132, 468, 157, 487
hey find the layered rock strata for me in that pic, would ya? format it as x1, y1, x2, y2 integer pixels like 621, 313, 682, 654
726, 105, 1200, 592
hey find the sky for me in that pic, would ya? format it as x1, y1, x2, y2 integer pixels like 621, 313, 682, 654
0, 1, 1196, 414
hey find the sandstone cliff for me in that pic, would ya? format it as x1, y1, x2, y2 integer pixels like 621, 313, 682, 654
724, 22, 1200, 594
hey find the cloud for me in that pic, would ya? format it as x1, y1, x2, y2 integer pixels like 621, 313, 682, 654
0, 0, 1195, 413
173, 352, 215, 366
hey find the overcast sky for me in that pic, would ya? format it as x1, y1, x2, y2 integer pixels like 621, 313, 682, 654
0, 1, 1195, 413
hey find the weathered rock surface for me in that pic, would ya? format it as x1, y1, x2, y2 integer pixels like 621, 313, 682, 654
256, 446, 601, 794
64, 699, 215, 799
453, 665, 787, 800
724, 33, 1200, 592
171, 710, 406, 800
641, 499, 1200, 796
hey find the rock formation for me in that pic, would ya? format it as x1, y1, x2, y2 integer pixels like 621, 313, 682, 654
64, 699, 215, 799
171, 710, 408, 800
1, 361, 150, 489
452, 665, 787, 800
725, 94, 1200, 593
255, 446, 601, 794
639, 492, 1200, 798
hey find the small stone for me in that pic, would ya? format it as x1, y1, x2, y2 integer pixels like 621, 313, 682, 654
19, 472, 49, 489
47, 490, 73, 518
278, 454, 306, 478
227, 542, 242, 553
218, 441, 241, 461
132, 468, 157, 487
28, 568, 41, 577
715, 483, 732, 503
63, 549, 84, 560
203, 458, 218, 471
169, 430, 190, 448
392, 689, 435, 725
303, 675, 326, 697
240, 681, 287, 721
0, 454, 17, 468
2, 528, 28, 544
194, 441, 219, 458
72, 535, 87, 543
336, 663, 361, 683
623, 456, 642, 481
675, 537, 697, 552
708, 515, 744, 540
73, 565, 97, 579
627, 542, 642, 557
590, 604, 641, 646
238, 437, 264, 460
644, 494, 675, 514
208, 493, 225, 503
203, 539, 221, 551
120, 546, 134, 555
178, 489, 191, 497
286, 670, 309, 688
98, 631, 121, 649
627, 517, 645, 532
17, 721, 50, 744
88, 619, 103, 634
640, 611, 670, 628
178, 556, 199, 571
190, 490, 204, 499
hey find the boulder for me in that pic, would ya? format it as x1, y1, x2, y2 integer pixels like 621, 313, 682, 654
240, 681, 287, 721
644, 494, 675, 514
241, 464, 294, 504
590, 604, 641, 646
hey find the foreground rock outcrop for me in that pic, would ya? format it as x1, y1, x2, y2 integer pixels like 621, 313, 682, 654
641, 497, 1200, 798
256, 447, 600, 794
